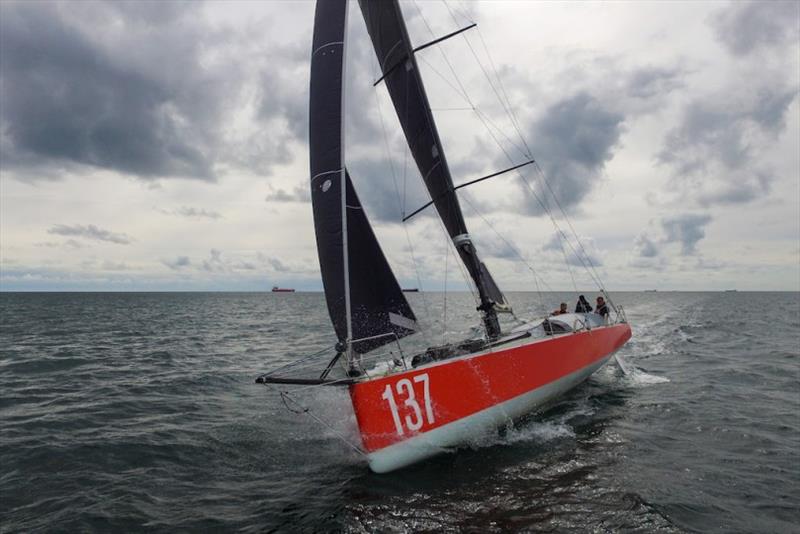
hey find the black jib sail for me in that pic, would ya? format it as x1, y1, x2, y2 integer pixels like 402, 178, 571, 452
358, 0, 509, 337
309, 0, 417, 355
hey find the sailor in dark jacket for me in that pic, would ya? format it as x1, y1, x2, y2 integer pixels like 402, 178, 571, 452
575, 295, 592, 313
595, 296, 609, 318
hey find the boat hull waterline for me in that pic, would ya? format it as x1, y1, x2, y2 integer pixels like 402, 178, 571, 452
349, 323, 631, 473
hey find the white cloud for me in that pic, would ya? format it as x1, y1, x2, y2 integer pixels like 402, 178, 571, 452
1, 1, 798, 291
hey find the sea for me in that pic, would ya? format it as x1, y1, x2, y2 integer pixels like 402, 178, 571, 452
1, 291, 798, 533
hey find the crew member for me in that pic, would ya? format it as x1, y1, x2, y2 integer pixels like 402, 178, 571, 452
575, 295, 592, 313
595, 296, 609, 318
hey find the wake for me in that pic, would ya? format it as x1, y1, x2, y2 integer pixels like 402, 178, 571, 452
614, 354, 670, 386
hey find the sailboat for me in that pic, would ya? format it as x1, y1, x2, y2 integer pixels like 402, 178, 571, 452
257, 0, 631, 473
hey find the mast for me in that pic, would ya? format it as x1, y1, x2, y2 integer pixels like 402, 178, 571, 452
309, 0, 418, 358
340, 0, 352, 351
358, 0, 507, 338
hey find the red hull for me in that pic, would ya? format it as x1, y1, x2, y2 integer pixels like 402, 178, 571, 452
349, 323, 631, 470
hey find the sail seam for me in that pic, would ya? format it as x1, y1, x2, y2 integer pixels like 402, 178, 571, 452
381, 40, 404, 70
422, 160, 442, 180
312, 41, 344, 56
311, 169, 343, 182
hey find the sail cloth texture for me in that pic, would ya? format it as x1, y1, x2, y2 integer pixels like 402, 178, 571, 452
309, 0, 417, 354
358, 0, 509, 311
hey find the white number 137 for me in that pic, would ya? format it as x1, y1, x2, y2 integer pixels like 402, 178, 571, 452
381, 373, 434, 436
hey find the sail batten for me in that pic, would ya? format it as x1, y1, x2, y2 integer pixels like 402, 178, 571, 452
310, 0, 416, 355
358, 0, 509, 334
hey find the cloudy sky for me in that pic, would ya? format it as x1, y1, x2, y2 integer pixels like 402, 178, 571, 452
1, 0, 798, 292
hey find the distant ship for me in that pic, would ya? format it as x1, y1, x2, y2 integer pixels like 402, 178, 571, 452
271, 286, 295, 293
402, 288, 419, 292
724, 289, 738, 292
644, 289, 657, 292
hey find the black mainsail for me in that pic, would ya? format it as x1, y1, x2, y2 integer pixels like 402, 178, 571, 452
310, 0, 417, 355
358, 0, 508, 338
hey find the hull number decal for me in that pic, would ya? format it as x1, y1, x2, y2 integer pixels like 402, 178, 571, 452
381, 373, 434, 436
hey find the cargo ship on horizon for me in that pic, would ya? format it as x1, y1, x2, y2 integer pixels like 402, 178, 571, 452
271, 286, 296, 293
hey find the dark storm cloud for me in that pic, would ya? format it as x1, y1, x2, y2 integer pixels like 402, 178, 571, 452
48, 224, 132, 244
517, 93, 624, 215
0, 1, 225, 180
662, 88, 796, 177
711, 1, 800, 57
348, 16, 683, 220
660, 214, 712, 256
439, 58, 686, 217
158, 206, 222, 220
0, 1, 309, 182
653, 1, 799, 208
237, 40, 312, 174
658, 86, 796, 205
256, 44, 309, 140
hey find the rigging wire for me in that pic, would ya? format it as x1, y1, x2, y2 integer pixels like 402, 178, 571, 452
452, 8, 615, 300
459, 191, 550, 309
438, 1, 608, 292
442, 1, 534, 160
517, 163, 602, 301
415, 1, 615, 305
410, 37, 560, 292
464, 13, 615, 306
532, 161, 618, 310
475, 30, 533, 158
370, 33, 478, 339
409, 0, 496, 322
442, 229, 449, 344
409, 4, 530, 161
413, 54, 530, 162
371, 55, 436, 345
555, 218, 582, 305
